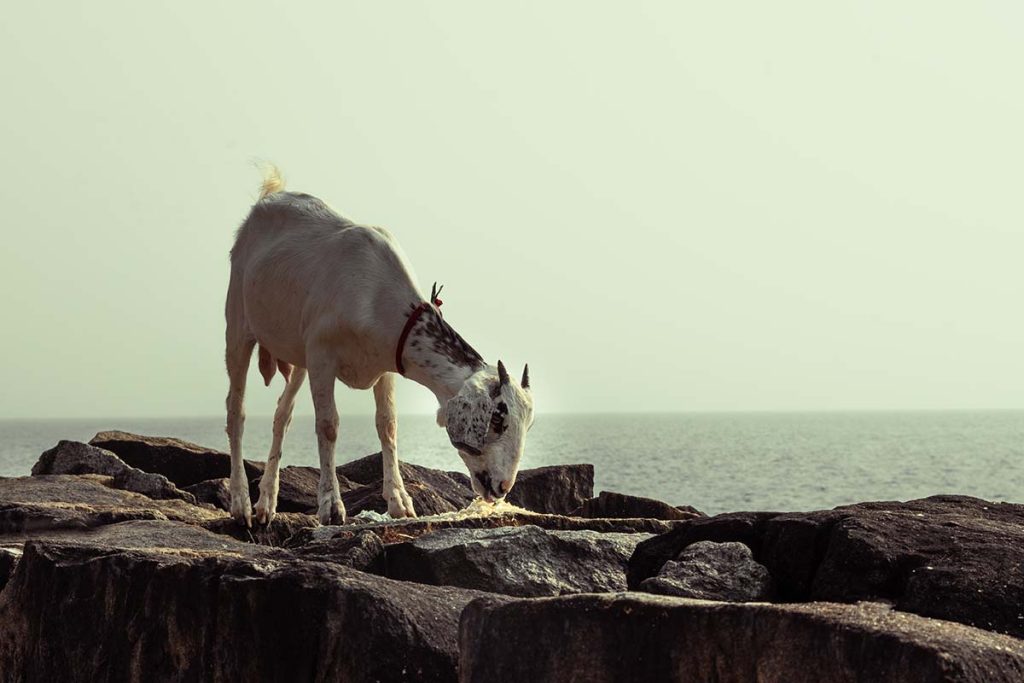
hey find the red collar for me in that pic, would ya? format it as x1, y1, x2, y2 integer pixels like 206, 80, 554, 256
395, 297, 442, 375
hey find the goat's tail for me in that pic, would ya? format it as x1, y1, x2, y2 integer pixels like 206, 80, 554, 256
257, 163, 286, 199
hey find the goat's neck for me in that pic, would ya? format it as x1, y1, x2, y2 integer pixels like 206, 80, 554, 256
400, 307, 485, 404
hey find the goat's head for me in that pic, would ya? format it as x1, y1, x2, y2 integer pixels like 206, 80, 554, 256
442, 361, 534, 502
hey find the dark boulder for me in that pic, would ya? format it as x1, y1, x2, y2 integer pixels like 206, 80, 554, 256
342, 480, 459, 518
628, 511, 780, 589
639, 540, 773, 601
445, 470, 471, 489
0, 540, 499, 682
184, 478, 232, 511
386, 525, 650, 597
203, 512, 318, 547
292, 529, 385, 573
185, 468, 361, 515
459, 593, 1024, 683
628, 495, 1024, 639
32, 440, 196, 504
577, 490, 704, 521
804, 497, 1024, 637
448, 464, 596, 515
337, 453, 474, 510
0, 547, 19, 592
34, 518, 285, 557
0, 475, 225, 536
271, 466, 361, 513
32, 440, 129, 477
89, 430, 264, 488
111, 467, 196, 504
505, 464, 593, 515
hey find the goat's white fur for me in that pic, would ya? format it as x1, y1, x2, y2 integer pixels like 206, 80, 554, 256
225, 167, 533, 526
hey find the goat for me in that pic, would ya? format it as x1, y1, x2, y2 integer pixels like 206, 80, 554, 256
225, 167, 534, 526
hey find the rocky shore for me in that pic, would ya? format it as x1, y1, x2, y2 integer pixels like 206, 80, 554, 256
1, 432, 1023, 682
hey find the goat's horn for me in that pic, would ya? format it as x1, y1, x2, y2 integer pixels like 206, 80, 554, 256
521, 364, 530, 389
497, 360, 510, 386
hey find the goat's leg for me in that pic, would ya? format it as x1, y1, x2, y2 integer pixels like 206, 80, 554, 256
308, 355, 345, 525
374, 373, 416, 518
254, 366, 307, 525
225, 337, 256, 527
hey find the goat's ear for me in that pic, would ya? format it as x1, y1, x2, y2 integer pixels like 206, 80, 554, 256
445, 392, 489, 455
521, 364, 530, 390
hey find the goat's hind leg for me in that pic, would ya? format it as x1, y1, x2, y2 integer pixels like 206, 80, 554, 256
225, 336, 256, 527
254, 366, 307, 525
308, 353, 345, 525
374, 373, 415, 518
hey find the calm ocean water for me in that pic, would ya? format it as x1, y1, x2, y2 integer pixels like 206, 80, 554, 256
1, 412, 1021, 516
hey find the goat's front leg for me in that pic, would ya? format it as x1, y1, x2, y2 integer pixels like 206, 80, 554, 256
374, 373, 416, 518
308, 356, 345, 525
255, 366, 307, 525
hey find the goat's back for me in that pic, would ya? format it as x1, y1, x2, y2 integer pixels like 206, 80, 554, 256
227, 190, 421, 350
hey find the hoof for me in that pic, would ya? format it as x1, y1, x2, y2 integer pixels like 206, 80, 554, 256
253, 498, 276, 526
387, 490, 418, 519
318, 499, 346, 526
230, 496, 252, 528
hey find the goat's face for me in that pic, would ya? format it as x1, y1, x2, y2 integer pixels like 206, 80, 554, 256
444, 361, 534, 502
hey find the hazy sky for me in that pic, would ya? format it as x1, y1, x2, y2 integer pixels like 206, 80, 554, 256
1, 2, 1021, 419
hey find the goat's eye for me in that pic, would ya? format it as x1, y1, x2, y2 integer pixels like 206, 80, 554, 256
490, 411, 507, 435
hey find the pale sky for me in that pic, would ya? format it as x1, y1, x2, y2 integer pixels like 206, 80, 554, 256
1, 2, 1022, 419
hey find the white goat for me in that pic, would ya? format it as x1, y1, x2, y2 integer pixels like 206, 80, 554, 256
225, 167, 534, 526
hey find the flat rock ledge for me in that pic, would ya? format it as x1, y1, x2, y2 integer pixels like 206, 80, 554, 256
460, 593, 1024, 683
1, 431, 1023, 681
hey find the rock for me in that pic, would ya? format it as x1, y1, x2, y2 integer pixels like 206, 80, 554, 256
43, 519, 285, 557
89, 430, 264, 488
577, 490, 704, 521
504, 464, 593, 514
184, 477, 232, 510
32, 440, 128, 477
292, 529, 385, 573
32, 440, 196, 504
0, 475, 225, 537
0, 547, 20, 592
629, 495, 1024, 639
386, 525, 650, 597
445, 470, 471, 489
459, 593, 1024, 683
203, 512, 318, 547
185, 468, 361, 515
628, 511, 781, 589
287, 509, 681, 548
269, 466, 360, 513
111, 467, 196, 504
339, 459, 596, 517
342, 480, 459, 517
0, 540, 496, 682
271, 465, 322, 511
639, 540, 773, 601
338, 452, 475, 510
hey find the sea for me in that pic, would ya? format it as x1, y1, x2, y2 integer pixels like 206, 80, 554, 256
1, 411, 1021, 516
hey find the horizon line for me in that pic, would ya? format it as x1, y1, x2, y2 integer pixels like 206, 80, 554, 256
3, 407, 1023, 422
